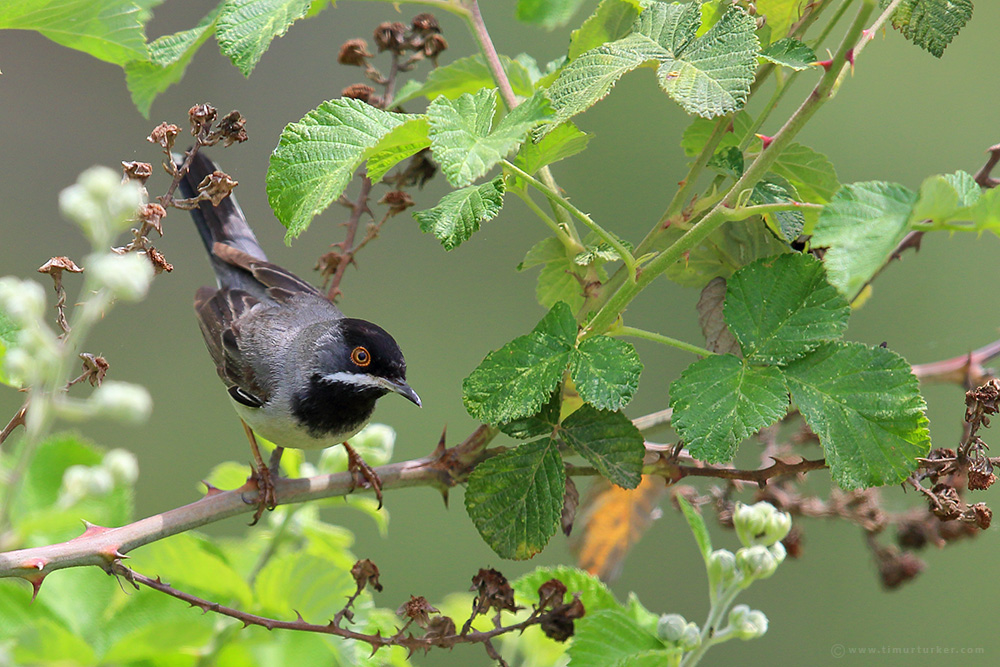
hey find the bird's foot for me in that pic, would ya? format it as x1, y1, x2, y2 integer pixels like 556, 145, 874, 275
343, 441, 383, 509
248, 462, 278, 526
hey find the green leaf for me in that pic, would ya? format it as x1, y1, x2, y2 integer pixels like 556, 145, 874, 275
568, 609, 665, 667
811, 182, 918, 299
669, 354, 788, 463
392, 54, 536, 107
536, 255, 587, 311
500, 390, 561, 439
661, 218, 788, 288
365, 116, 431, 184
680, 110, 754, 157
910, 170, 981, 227
518, 236, 566, 270
413, 177, 506, 250
547, 3, 759, 125
769, 142, 841, 203
570, 336, 642, 411
517, 0, 587, 28
125, 6, 221, 118
785, 342, 930, 488
216, 0, 311, 76
12, 619, 97, 665
755, 0, 804, 43
568, 0, 644, 60
129, 533, 254, 606
676, 494, 712, 562
428, 89, 552, 187
103, 617, 214, 664
708, 145, 744, 179
887, 0, 973, 58
267, 99, 412, 241
463, 302, 575, 424
514, 565, 620, 613
255, 552, 356, 619
532, 300, 579, 343
750, 176, 804, 241
759, 37, 817, 70
10, 433, 102, 517
725, 254, 850, 365
515, 122, 592, 175
465, 438, 565, 559
0, 0, 147, 65
559, 405, 644, 488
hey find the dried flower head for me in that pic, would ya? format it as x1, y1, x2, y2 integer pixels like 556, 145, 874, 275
147, 123, 180, 150
216, 110, 248, 147
379, 190, 415, 215
146, 247, 173, 274
470, 568, 519, 616
121, 161, 153, 184
422, 33, 448, 62
189, 104, 218, 135
38, 256, 84, 277
338, 38, 373, 66
350, 558, 383, 593
396, 595, 438, 628
197, 170, 238, 206
341, 84, 378, 105
411, 13, 440, 35
373, 21, 407, 53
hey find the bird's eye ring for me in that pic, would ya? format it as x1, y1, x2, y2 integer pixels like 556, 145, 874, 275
351, 346, 371, 367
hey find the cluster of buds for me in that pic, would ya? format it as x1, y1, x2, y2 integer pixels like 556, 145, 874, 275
338, 13, 448, 108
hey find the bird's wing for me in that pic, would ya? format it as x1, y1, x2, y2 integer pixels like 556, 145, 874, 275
210, 242, 325, 302
194, 285, 269, 407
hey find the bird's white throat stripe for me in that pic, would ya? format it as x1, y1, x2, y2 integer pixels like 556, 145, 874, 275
320, 371, 385, 390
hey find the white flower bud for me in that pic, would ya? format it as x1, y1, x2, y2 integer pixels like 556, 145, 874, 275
680, 622, 702, 651
60, 465, 92, 504
734, 501, 790, 547
736, 545, 779, 581
657, 614, 687, 643
0, 277, 46, 325
736, 610, 769, 640
89, 253, 154, 302
60, 167, 143, 246
764, 508, 792, 546
87, 467, 114, 496
728, 603, 750, 627
90, 381, 152, 424
707, 548, 740, 589
103, 449, 139, 485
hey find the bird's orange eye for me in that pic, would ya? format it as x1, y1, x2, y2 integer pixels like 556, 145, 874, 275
351, 346, 371, 367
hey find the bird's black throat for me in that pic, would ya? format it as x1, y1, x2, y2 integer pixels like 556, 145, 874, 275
291, 374, 387, 439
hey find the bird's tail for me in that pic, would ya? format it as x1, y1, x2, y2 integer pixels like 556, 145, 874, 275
176, 151, 267, 289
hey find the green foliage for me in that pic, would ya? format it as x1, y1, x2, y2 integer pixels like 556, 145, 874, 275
785, 342, 931, 488
670, 253, 929, 486
413, 177, 506, 250
769, 142, 841, 204
392, 54, 536, 107
676, 495, 711, 562
0, 0, 148, 65
758, 37, 817, 70
124, 6, 222, 117
886, 0, 974, 57
749, 177, 805, 241
463, 301, 643, 424
754, 0, 804, 44
724, 254, 849, 365
216, 0, 312, 76
670, 355, 789, 463
546, 2, 760, 127
517, 0, 588, 29
427, 89, 552, 187
267, 98, 414, 241
567, 0, 645, 60
559, 405, 644, 488
464, 438, 566, 559
568, 609, 671, 667
515, 122, 593, 175
0, 304, 18, 387
811, 181, 918, 299
362, 117, 431, 184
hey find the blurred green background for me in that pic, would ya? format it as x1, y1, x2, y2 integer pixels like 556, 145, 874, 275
2, 1, 999, 664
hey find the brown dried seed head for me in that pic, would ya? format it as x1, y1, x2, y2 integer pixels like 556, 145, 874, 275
396, 595, 438, 628
373, 21, 407, 52
470, 568, 519, 613
217, 110, 248, 147
930, 483, 962, 521
967, 461, 997, 491
877, 549, 924, 589
350, 558, 383, 593
537, 579, 567, 610
422, 34, 448, 61
423, 615, 456, 640
896, 519, 929, 550
140, 203, 167, 236
540, 595, 585, 642
122, 161, 153, 183
379, 190, 415, 214
342, 84, 376, 103
198, 170, 238, 205
411, 13, 440, 34
38, 256, 84, 275
147, 122, 180, 149
967, 502, 992, 530
147, 247, 173, 274
338, 38, 373, 66
189, 103, 218, 134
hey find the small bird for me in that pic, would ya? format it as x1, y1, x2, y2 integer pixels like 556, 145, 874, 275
178, 151, 420, 522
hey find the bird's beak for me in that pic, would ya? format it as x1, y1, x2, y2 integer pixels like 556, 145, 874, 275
383, 377, 421, 407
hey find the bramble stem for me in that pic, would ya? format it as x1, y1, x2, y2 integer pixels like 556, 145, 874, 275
614, 326, 714, 358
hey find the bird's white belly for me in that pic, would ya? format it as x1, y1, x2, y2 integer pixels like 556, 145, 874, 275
230, 397, 366, 450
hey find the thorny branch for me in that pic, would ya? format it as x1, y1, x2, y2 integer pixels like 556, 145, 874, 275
111, 561, 583, 665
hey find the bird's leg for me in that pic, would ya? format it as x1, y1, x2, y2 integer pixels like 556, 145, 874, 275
241, 419, 277, 525
343, 441, 383, 509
